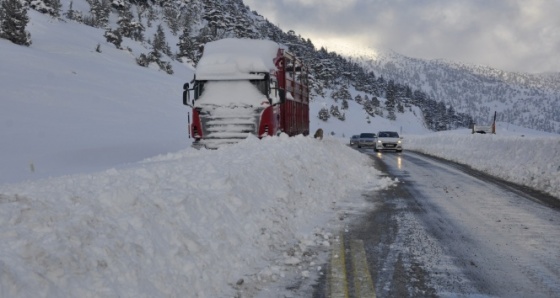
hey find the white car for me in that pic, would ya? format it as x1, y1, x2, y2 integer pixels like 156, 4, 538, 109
374, 131, 403, 152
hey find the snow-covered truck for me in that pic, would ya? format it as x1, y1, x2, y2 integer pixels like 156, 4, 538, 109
182, 38, 310, 149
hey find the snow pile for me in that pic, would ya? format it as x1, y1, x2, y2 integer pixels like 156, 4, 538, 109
0, 135, 394, 297
406, 129, 560, 199
195, 38, 281, 80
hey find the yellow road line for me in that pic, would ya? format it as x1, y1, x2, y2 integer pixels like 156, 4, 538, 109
328, 233, 349, 298
350, 239, 376, 298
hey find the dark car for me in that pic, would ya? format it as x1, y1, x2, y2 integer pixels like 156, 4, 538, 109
349, 135, 360, 146
358, 133, 376, 148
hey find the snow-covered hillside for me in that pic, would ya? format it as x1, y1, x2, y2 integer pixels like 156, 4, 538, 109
335, 45, 560, 134
1, 11, 193, 184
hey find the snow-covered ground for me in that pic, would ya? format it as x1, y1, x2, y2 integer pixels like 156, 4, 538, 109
1, 9, 559, 298
405, 124, 560, 200
0, 135, 394, 297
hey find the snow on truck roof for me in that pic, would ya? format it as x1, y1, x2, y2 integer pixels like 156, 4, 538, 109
195, 38, 285, 80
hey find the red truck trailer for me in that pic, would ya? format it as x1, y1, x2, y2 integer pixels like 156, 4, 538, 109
183, 38, 309, 149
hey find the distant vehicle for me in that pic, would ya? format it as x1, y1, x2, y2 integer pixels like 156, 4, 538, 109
349, 135, 360, 146
472, 111, 497, 134
358, 133, 376, 148
374, 131, 403, 152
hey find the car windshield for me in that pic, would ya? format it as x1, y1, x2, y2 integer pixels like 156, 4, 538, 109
378, 131, 399, 138
360, 133, 375, 138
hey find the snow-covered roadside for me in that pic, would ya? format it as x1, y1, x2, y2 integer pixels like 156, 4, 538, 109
0, 135, 395, 297
405, 130, 560, 200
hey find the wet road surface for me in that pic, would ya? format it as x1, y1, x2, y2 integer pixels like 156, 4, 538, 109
315, 150, 560, 297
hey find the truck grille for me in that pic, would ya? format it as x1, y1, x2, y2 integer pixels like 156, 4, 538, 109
198, 105, 263, 149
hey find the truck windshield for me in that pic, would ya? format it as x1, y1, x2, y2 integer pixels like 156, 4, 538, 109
250, 79, 268, 95
193, 81, 205, 100
193, 78, 268, 101
378, 132, 399, 138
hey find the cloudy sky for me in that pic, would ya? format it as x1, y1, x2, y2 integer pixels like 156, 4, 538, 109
243, 0, 560, 74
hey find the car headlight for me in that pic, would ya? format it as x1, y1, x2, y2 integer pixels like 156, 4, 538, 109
377, 140, 382, 143
398, 140, 402, 144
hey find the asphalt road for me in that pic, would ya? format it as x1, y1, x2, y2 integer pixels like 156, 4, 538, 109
315, 149, 560, 297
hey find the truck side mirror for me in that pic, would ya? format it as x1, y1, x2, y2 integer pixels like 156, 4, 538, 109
183, 83, 192, 107
278, 89, 286, 103
265, 73, 271, 95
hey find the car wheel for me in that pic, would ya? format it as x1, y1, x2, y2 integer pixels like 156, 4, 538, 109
373, 147, 378, 152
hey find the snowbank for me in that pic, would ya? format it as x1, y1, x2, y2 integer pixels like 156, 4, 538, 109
0, 135, 394, 297
406, 131, 560, 200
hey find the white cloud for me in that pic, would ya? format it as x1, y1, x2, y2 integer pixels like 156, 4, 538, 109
244, 0, 560, 73
284, 0, 357, 10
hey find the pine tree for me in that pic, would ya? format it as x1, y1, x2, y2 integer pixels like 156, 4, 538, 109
136, 24, 174, 75
86, 0, 110, 28
332, 84, 351, 103
51, 0, 62, 17
0, 0, 31, 46
371, 96, 380, 108
397, 102, 404, 113
354, 94, 363, 104
330, 105, 344, 120
104, 28, 122, 49
152, 24, 171, 57
30, 0, 61, 17
117, 4, 143, 41
65, 1, 75, 20
163, 7, 180, 35
318, 107, 330, 121
136, 53, 149, 67
64, 1, 84, 23
146, 6, 156, 28
447, 105, 458, 129
363, 98, 375, 117
116, 4, 133, 37
177, 20, 196, 62
434, 101, 448, 131
385, 80, 397, 120
341, 98, 348, 110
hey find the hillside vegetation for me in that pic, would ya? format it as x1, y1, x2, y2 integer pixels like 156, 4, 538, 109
1, 0, 480, 132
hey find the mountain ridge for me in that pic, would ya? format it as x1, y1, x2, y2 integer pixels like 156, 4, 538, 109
336, 46, 560, 133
